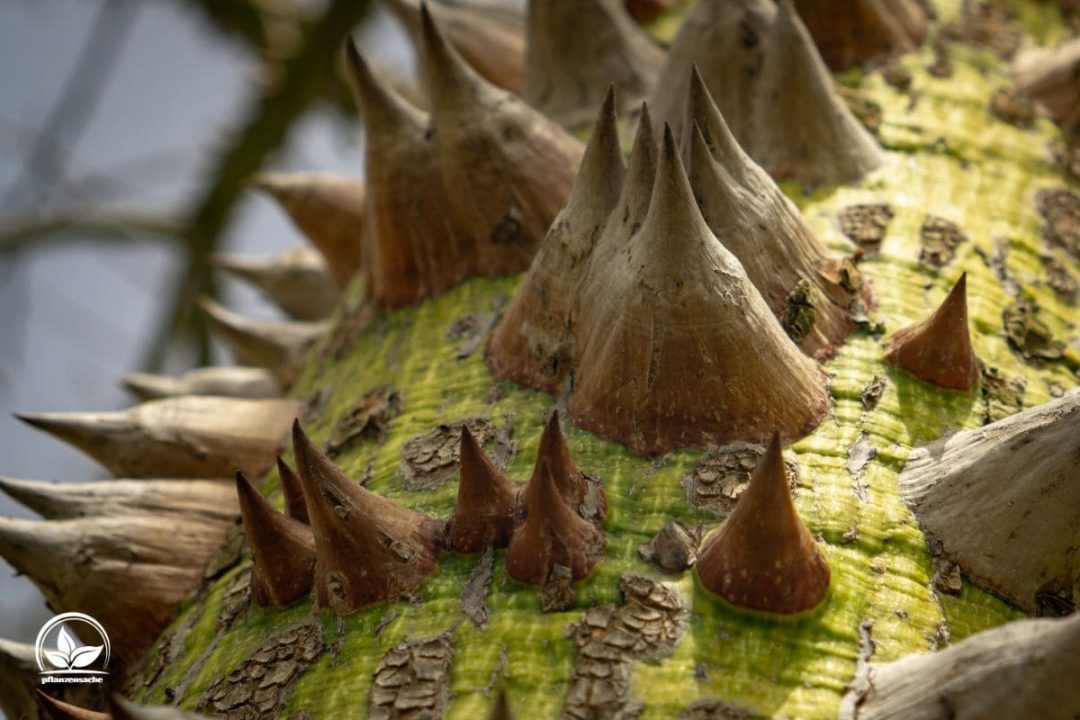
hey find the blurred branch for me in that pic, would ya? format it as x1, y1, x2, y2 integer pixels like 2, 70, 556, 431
1, 0, 141, 212
175, 0, 313, 59
0, 212, 182, 252
142, 0, 375, 370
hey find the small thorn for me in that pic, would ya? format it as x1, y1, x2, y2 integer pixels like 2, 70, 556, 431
0, 512, 233, 659
900, 392, 1080, 613
36, 692, 108, 720
252, 172, 366, 286
569, 84, 626, 215
683, 73, 865, 360
649, 0, 776, 143
484, 89, 625, 394
236, 473, 315, 607
885, 274, 978, 390
344, 39, 428, 138
418, 3, 484, 111
122, 366, 282, 401
383, 0, 525, 94
530, 410, 606, 520
200, 298, 326, 384
506, 457, 606, 586
612, 101, 659, 232
212, 248, 339, 321
789, 0, 929, 71
0, 476, 236, 521
683, 66, 755, 183
1, 639, 39, 720
276, 457, 308, 524
15, 397, 302, 479
568, 121, 830, 451
445, 427, 519, 553
841, 614, 1080, 716
489, 689, 514, 720
696, 433, 831, 614
752, 0, 883, 187
291, 421, 442, 613
522, 0, 663, 128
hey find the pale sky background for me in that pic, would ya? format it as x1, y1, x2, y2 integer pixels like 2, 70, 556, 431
0, 0, 411, 652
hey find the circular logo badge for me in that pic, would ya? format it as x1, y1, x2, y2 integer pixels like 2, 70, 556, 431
35, 612, 111, 680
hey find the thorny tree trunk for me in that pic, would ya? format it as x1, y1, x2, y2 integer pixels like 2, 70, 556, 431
2, 1, 1080, 719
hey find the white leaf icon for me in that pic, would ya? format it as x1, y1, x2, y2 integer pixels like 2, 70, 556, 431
70, 645, 103, 668
45, 650, 70, 669
57, 626, 76, 656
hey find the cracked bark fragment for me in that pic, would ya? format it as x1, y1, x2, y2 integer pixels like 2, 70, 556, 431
369, 633, 453, 720
838, 204, 893, 256
837, 86, 883, 136
639, 521, 700, 573
918, 215, 967, 269
941, 1, 1022, 59
401, 417, 497, 490
988, 87, 1035, 128
781, 279, 818, 344
325, 387, 402, 457
541, 564, 577, 613
561, 574, 684, 720
683, 442, 800, 516
1042, 253, 1078, 303
319, 300, 376, 363
980, 366, 1025, 423
1051, 141, 1080, 183
1002, 301, 1065, 363
197, 622, 323, 719
881, 64, 912, 91
1036, 188, 1080, 260
461, 547, 495, 627
445, 312, 498, 361
860, 376, 887, 411
846, 432, 876, 502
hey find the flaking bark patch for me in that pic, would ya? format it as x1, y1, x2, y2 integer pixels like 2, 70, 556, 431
846, 433, 876, 476
1051, 142, 1080, 183
684, 442, 800, 516
319, 300, 376, 363
782, 280, 818, 344
639, 521, 701, 573
941, 1, 1022, 59
1036, 188, 1080, 260
218, 567, 254, 632
197, 621, 323, 719
838, 204, 894, 256
1042, 254, 1078, 302
837, 87, 883, 136
988, 87, 1035, 128
927, 35, 954, 78
980, 366, 1025, 423
860, 376, 887, 411
562, 575, 684, 720
461, 547, 495, 628
445, 312, 498, 361
369, 633, 453, 720
401, 417, 496, 490
918, 215, 967, 269
680, 699, 752, 719
326, 388, 402, 458
881, 64, 912, 91
1002, 301, 1065, 362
